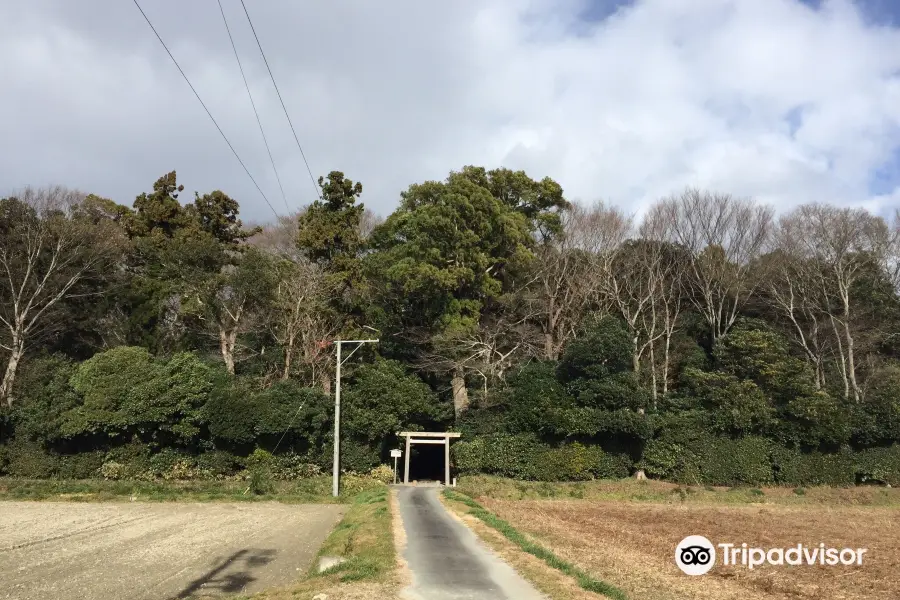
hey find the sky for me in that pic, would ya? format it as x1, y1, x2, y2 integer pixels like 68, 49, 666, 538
1, 0, 899, 223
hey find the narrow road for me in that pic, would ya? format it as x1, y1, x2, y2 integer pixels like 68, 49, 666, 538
396, 486, 545, 600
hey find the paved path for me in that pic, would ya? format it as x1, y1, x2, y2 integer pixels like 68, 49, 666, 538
0, 501, 345, 600
396, 486, 545, 600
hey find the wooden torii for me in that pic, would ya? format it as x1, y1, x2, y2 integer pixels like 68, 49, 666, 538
399, 431, 461, 486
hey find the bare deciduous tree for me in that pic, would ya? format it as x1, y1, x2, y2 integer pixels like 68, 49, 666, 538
646, 188, 773, 344
270, 258, 339, 388
528, 202, 630, 359
0, 187, 124, 406
776, 204, 893, 402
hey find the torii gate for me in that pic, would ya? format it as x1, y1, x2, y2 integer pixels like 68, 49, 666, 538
399, 431, 461, 486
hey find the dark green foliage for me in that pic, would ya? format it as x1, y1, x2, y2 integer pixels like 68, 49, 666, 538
340, 359, 450, 470
774, 449, 857, 487
4, 169, 900, 490
679, 368, 773, 435
855, 445, 900, 486
453, 434, 632, 481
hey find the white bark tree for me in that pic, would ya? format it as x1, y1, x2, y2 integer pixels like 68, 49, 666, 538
645, 188, 773, 344
0, 187, 124, 406
777, 204, 894, 402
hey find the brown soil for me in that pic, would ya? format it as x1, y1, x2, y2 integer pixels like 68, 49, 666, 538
481, 498, 899, 600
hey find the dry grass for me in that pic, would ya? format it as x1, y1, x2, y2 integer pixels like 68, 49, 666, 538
481, 497, 900, 600
457, 475, 900, 507
442, 493, 609, 600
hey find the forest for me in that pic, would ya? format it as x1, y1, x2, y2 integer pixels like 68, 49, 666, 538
1, 166, 899, 486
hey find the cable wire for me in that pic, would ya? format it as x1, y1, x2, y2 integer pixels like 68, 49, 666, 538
238, 0, 322, 201
217, 0, 290, 214
131, 0, 280, 219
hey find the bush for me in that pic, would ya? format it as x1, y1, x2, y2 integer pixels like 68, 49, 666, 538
855, 445, 900, 486
775, 449, 856, 487
0, 444, 9, 475
196, 451, 244, 478
701, 437, 774, 486
271, 453, 323, 480
368, 464, 395, 484
56, 451, 105, 479
246, 448, 275, 495
5, 442, 60, 478
640, 435, 774, 486
595, 452, 633, 479
100, 461, 127, 480
340, 473, 386, 495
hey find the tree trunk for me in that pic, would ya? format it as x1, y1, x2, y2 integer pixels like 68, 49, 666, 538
831, 316, 850, 400
662, 329, 672, 397
632, 335, 640, 373
451, 367, 469, 418
844, 319, 860, 403
544, 332, 555, 361
219, 328, 236, 375
282, 335, 295, 380
649, 343, 658, 410
0, 336, 24, 408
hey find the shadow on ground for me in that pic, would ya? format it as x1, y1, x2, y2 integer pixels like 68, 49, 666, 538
171, 548, 277, 598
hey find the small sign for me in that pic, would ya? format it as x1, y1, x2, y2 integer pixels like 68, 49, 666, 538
390, 449, 402, 458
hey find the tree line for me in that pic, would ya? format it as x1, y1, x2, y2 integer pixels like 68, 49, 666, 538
1, 167, 899, 485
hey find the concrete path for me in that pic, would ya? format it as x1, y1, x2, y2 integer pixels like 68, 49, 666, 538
396, 486, 545, 600
0, 501, 345, 600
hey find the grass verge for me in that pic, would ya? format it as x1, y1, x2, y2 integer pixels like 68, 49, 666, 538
0, 476, 360, 503
443, 489, 628, 600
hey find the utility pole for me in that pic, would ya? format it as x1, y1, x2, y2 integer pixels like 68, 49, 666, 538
332, 338, 378, 497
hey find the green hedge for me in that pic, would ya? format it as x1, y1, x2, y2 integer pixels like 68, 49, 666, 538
453, 435, 633, 481
855, 445, 900, 486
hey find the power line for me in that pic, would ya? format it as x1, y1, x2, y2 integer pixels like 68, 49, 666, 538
131, 0, 280, 219
217, 0, 290, 214
238, 0, 322, 202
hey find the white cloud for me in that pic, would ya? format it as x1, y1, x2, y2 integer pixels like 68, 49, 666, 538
0, 0, 899, 221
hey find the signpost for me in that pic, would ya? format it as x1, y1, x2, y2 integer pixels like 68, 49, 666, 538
390, 448, 402, 484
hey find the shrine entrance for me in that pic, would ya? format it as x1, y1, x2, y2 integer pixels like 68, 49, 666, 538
399, 431, 461, 486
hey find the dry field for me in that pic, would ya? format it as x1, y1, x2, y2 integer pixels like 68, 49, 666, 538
0, 501, 344, 600
479, 496, 899, 600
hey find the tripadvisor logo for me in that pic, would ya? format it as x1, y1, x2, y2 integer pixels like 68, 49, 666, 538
675, 536, 868, 575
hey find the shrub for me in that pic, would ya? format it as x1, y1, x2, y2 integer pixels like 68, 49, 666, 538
340, 473, 386, 495
100, 461, 127, 481
56, 451, 105, 479
453, 438, 485, 475
595, 452, 633, 479
271, 453, 322, 480
640, 435, 774, 486
775, 449, 856, 487
701, 437, 774, 486
368, 464, 395, 484
246, 448, 275, 494
0, 444, 9, 475
536, 443, 598, 481
196, 451, 244, 478
855, 445, 900, 486
5, 442, 60, 478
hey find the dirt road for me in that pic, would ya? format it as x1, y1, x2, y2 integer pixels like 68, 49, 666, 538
0, 501, 345, 600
